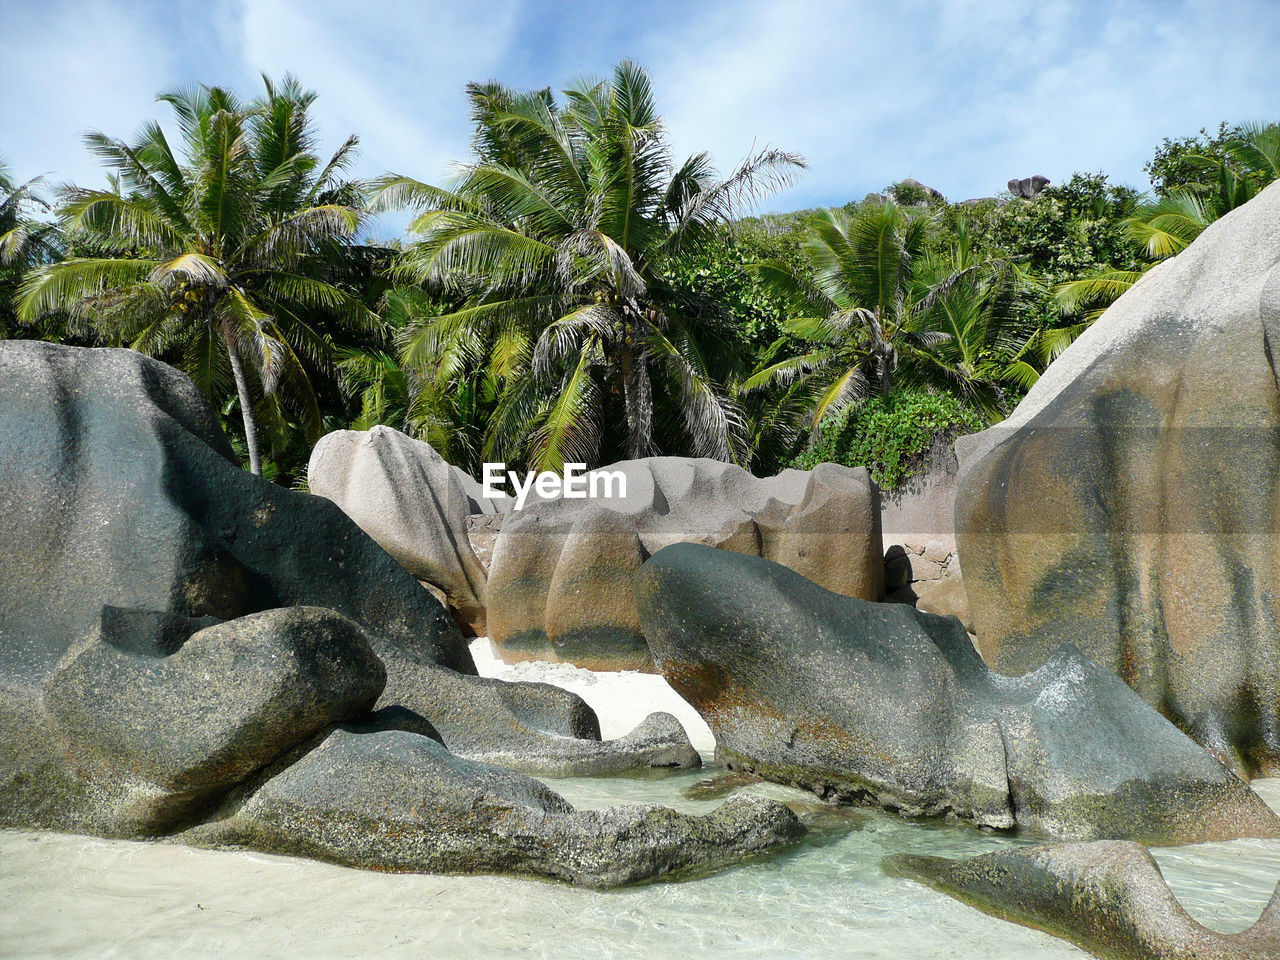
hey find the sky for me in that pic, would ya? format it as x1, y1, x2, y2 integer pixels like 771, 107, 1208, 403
2, 0, 1278, 239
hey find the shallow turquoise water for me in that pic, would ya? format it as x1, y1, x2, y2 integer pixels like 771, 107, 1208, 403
2, 774, 1276, 960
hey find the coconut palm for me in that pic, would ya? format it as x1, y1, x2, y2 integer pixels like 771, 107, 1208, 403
1, 163, 63, 337
338, 287, 497, 470
1051, 191, 1210, 324
373, 60, 803, 471
744, 204, 1021, 428
17, 76, 373, 475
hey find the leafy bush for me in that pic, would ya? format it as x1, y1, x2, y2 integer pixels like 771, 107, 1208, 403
886, 179, 943, 207
661, 223, 802, 350
791, 391, 983, 489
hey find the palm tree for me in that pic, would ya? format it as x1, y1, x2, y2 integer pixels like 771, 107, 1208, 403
744, 203, 1021, 428
338, 287, 497, 470
1, 163, 63, 337
18, 76, 373, 475
1053, 121, 1279, 330
373, 60, 803, 471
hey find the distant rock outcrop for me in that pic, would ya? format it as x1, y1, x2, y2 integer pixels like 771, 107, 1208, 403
0, 341, 799, 884
636, 542, 1280, 845
1007, 174, 1050, 198
886, 841, 1280, 960
488, 458, 884, 670
955, 182, 1280, 778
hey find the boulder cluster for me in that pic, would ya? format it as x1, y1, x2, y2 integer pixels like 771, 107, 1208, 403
2, 186, 1277, 959
309, 433, 885, 670
0, 340, 801, 886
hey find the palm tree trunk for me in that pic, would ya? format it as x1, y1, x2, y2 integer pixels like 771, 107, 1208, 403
222, 326, 263, 476
617, 344, 652, 459
869, 308, 892, 398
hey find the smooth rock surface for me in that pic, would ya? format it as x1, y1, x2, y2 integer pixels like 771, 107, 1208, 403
0, 342, 471, 680
308, 427, 490, 633
489, 457, 883, 670
886, 840, 1280, 960
637, 542, 1280, 844
191, 726, 801, 887
955, 182, 1280, 778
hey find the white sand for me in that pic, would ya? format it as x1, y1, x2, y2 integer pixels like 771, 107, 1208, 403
469, 638, 716, 755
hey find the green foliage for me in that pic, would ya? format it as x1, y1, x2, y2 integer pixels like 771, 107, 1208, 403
791, 390, 982, 489
886, 179, 943, 208
745, 200, 1026, 446
8, 66, 1274, 489
938, 173, 1142, 384
1145, 122, 1241, 198
0, 164, 64, 339
1052, 122, 1279, 333
971, 173, 1142, 286
374, 60, 804, 472
660, 224, 797, 350
16, 75, 374, 479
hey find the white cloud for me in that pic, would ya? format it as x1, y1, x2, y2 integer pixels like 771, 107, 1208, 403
2, 0, 1277, 227
642, 0, 1280, 209
0, 0, 182, 188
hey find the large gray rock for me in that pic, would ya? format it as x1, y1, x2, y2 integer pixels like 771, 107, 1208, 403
0, 342, 471, 680
636, 543, 1280, 844
886, 841, 1280, 960
489, 457, 884, 670
40, 605, 383, 835
191, 726, 799, 887
0, 342, 775, 884
955, 183, 1280, 778
308, 427, 490, 634
375, 649, 701, 776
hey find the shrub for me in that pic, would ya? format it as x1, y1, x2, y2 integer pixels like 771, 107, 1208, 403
791, 391, 983, 489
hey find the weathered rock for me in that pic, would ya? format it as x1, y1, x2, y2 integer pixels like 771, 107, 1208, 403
191, 726, 803, 888
40, 605, 383, 834
884, 537, 970, 628
0, 342, 471, 679
1007, 175, 1051, 199
885, 840, 1280, 960
880, 435, 962, 541
955, 183, 1280, 778
880, 436, 971, 627
376, 648, 702, 776
0, 342, 782, 884
466, 513, 504, 571
0, 345, 692, 783
489, 457, 883, 670
636, 542, 1280, 844
308, 427, 490, 634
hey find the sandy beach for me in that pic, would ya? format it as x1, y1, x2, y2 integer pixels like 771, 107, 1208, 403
3, 644, 1277, 960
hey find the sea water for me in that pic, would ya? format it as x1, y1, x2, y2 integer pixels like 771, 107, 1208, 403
2, 644, 1276, 960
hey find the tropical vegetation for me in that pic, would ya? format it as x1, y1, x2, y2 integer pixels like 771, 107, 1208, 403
2, 64, 1275, 485
16, 75, 375, 476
